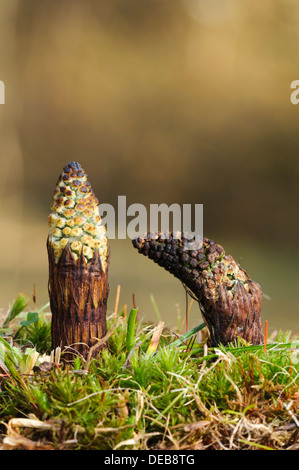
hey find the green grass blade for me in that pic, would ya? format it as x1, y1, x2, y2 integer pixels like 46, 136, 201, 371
169, 322, 206, 348
126, 308, 139, 354
2, 293, 29, 328
150, 294, 162, 322
239, 439, 274, 450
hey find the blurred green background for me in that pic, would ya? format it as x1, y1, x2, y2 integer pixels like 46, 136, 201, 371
0, 0, 298, 334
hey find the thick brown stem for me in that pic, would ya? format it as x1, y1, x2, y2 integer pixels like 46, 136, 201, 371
47, 238, 109, 361
132, 232, 263, 347
198, 280, 263, 347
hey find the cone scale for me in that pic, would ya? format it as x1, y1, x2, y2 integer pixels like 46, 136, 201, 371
132, 232, 263, 347
47, 162, 109, 360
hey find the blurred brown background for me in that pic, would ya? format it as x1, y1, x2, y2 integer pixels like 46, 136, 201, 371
0, 0, 298, 334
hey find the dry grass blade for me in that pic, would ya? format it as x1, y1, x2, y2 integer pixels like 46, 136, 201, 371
146, 321, 164, 355
84, 317, 123, 372
0, 415, 59, 450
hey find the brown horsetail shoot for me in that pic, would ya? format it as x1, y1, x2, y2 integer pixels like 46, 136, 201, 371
47, 161, 109, 360
132, 232, 263, 347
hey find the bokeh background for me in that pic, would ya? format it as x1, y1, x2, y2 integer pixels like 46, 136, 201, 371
0, 0, 298, 334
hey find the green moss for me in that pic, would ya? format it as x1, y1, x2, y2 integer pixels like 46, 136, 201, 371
0, 294, 298, 450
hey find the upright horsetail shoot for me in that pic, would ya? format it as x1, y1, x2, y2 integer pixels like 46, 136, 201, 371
47, 161, 109, 360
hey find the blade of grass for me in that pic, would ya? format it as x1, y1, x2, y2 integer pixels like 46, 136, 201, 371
238, 439, 274, 450
169, 322, 206, 349
191, 341, 297, 360
179, 298, 194, 334
113, 284, 121, 318
146, 321, 164, 356
126, 308, 139, 354
149, 390, 185, 426
264, 320, 268, 353
2, 293, 29, 328
150, 295, 162, 322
